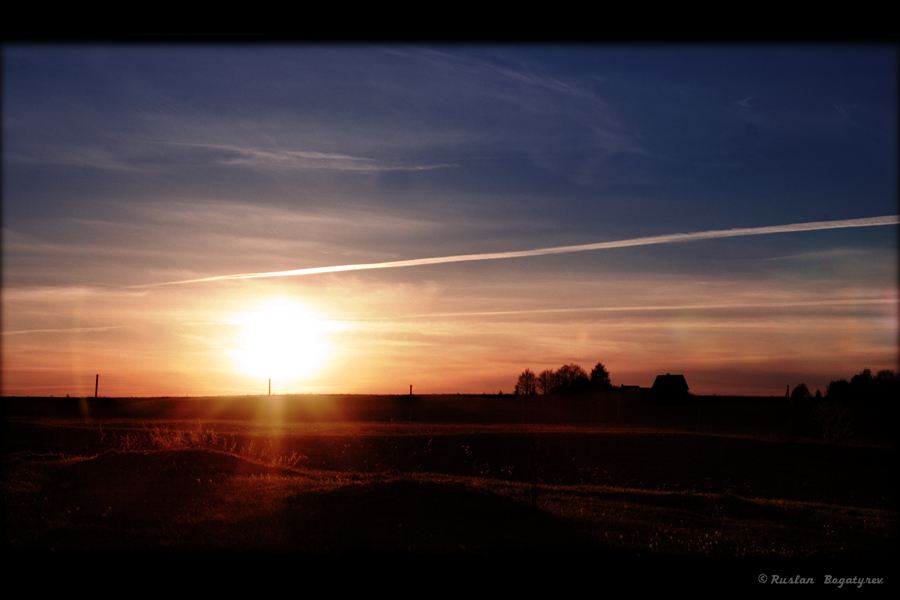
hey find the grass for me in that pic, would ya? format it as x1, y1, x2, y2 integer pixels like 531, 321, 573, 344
2, 417, 895, 556
4, 450, 892, 556
110, 425, 309, 469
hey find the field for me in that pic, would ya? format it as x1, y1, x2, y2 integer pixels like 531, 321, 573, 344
2, 394, 895, 584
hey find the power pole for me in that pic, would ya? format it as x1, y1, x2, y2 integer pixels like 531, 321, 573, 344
95, 374, 99, 398
409, 384, 412, 396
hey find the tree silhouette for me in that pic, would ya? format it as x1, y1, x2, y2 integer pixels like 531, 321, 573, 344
876, 369, 896, 382
590, 362, 612, 391
827, 368, 897, 404
529, 363, 611, 395
536, 369, 556, 395
515, 369, 537, 395
552, 364, 590, 394
827, 378, 851, 400
790, 383, 812, 399
851, 368, 873, 385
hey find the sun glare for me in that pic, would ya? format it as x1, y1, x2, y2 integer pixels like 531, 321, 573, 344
230, 299, 330, 385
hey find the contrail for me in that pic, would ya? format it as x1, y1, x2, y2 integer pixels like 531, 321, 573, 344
145, 215, 898, 286
835, 103, 877, 146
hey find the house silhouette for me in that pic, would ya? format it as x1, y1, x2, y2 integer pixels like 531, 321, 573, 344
651, 374, 689, 396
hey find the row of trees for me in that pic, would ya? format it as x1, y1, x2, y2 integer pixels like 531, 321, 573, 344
791, 368, 898, 403
515, 362, 612, 395
791, 368, 898, 444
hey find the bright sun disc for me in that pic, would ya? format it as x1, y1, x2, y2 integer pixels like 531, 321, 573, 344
231, 300, 329, 384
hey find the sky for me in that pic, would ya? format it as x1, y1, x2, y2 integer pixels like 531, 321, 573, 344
2, 44, 897, 397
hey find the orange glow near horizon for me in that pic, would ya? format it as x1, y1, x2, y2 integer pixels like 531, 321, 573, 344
1, 269, 896, 398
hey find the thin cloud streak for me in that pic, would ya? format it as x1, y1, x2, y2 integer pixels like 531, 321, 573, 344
158, 142, 457, 172
355, 296, 898, 320
1, 326, 128, 336
142, 215, 899, 287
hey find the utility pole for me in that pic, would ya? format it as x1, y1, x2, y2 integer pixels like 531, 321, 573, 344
409, 384, 412, 396
95, 374, 99, 398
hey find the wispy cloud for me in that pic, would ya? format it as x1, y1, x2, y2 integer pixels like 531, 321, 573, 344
357, 296, 898, 320
158, 142, 457, 172
144, 215, 899, 287
2, 326, 127, 336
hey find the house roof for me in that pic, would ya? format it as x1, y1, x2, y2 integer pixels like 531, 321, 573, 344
651, 374, 689, 393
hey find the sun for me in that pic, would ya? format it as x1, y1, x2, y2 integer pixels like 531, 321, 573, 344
230, 299, 330, 385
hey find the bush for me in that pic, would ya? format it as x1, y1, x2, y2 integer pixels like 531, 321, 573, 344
813, 400, 853, 444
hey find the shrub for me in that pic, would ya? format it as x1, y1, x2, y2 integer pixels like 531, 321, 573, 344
813, 400, 853, 444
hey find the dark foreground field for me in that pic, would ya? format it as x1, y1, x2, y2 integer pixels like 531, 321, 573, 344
2, 395, 896, 585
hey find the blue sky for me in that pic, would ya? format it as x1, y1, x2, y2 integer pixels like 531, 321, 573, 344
2, 45, 897, 396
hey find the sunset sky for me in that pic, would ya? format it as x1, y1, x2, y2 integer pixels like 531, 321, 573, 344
2, 45, 897, 397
